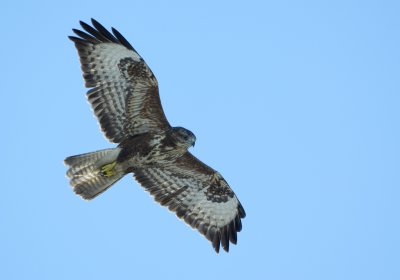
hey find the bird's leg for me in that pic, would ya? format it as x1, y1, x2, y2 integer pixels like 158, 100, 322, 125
100, 161, 117, 177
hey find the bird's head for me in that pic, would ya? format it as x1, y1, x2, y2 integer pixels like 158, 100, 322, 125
171, 127, 196, 149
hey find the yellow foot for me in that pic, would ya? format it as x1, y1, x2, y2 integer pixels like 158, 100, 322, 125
100, 162, 117, 177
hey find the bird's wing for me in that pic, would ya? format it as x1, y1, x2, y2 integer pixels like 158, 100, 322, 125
132, 152, 245, 253
69, 19, 170, 143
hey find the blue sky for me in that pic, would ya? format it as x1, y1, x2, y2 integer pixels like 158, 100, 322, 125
1, 0, 399, 279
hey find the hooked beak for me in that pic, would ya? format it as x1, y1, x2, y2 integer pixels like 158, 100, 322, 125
191, 134, 196, 147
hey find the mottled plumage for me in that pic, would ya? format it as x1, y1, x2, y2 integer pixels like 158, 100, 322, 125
65, 19, 245, 253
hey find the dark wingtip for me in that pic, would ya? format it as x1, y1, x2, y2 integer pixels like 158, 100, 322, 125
212, 232, 221, 253
228, 220, 237, 244
78, 19, 110, 43
111, 27, 136, 51
221, 227, 230, 252
238, 202, 246, 218
90, 18, 118, 43
71, 18, 133, 50
79, 20, 91, 31
90, 18, 100, 26
206, 218, 245, 253
68, 35, 79, 42
235, 215, 242, 232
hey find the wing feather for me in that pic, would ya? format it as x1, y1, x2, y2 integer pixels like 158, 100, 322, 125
70, 19, 170, 143
132, 152, 245, 253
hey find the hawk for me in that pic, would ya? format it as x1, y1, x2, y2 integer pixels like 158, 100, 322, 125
65, 19, 245, 253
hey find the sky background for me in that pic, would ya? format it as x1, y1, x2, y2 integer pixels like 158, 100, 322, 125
1, 0, 399, 279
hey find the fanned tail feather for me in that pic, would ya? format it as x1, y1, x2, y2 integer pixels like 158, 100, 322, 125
64, 148, 124, 200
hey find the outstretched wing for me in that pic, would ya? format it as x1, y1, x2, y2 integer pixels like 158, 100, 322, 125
69, 19, 170, 143
132, 152, 246, 253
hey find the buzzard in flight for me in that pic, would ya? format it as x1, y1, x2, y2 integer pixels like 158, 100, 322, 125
65, 19, 245, 253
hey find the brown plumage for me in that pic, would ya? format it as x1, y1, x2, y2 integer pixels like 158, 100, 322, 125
65, 19, 245, 253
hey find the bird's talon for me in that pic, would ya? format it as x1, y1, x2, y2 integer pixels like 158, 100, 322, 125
100, 162, 117, 177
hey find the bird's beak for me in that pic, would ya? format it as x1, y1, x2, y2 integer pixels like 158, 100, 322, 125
192, 142, 195, 147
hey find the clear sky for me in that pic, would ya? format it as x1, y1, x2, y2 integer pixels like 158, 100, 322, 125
1, 0, 399, 279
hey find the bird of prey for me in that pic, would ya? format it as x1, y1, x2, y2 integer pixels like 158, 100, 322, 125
65, 19, 245, 253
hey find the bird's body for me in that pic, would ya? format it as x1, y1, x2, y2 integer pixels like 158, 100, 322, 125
65, 19, 245, 253
117, 128, 194, 168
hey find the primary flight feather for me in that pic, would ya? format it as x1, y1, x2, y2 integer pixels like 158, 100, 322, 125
65, 19, 245, 253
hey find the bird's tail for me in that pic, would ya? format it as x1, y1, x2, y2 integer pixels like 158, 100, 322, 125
64, 148, 124, 200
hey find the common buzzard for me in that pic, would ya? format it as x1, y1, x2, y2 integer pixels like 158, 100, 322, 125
65, 19, 245, 253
